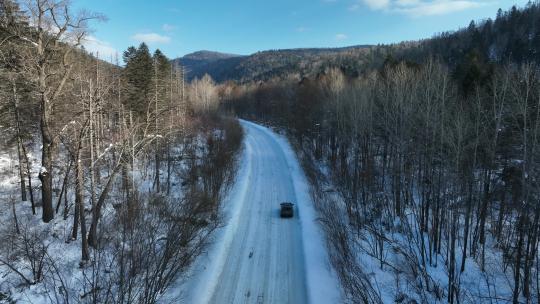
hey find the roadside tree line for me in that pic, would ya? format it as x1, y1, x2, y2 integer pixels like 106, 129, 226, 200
226, 59, 540, 303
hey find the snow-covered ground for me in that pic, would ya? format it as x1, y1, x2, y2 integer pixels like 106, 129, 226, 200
179, 120, 341, 304
0, 120, 341, 304
301, 147, 530, 303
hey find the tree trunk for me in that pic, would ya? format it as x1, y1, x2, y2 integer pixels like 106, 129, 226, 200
449, 211, 457, 304
39, 76, 54, 222
12, 79, 35, 212
167, 140, 171, 195
88, 164, 122, 248
13, 83, 27, 202
21, 142, 36, 214
513, 212, 526, 304
71, 183, 79, 240
477, 169, 490, 270
75, 137, 90, 262
16, 139, 27, 202
460, 180, 473, 273
56, 159, 73, 214
523, 206, 539, 301
11, 196, 20, 234
154, 147, 161, 192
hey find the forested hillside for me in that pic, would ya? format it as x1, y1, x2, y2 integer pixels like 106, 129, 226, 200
0, 0, 242, 302
413, 3, 540, 64
223, 2, 540, 304
174, 45, 374, 83
173, 50, 244, 82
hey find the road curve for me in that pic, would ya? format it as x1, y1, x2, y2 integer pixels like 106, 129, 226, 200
208, 121, 308, 304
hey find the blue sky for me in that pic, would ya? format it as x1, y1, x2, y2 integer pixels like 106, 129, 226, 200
76, 0, 529, 61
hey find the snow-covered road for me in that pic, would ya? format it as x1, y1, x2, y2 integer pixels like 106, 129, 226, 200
181, 120, 341, 304
209, 121, 308, 303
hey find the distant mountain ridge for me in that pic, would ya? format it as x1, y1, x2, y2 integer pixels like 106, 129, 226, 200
173, 45, 374, 83
182, 50, 243, 61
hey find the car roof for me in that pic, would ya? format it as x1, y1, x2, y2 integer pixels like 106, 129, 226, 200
280, 202, 294, 206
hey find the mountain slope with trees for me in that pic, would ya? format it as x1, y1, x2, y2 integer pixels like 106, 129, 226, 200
173, 45, 373, 83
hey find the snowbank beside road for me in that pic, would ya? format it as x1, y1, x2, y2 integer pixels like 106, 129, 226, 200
186, 134, 253, 304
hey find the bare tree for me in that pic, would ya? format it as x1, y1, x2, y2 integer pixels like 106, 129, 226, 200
2, 0, 102, 222
189, 74, 218, 113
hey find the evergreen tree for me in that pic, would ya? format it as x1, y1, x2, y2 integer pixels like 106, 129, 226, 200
123, 43, 153, 117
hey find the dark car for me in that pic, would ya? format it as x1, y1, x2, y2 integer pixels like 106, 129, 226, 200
280, 202, 294, 218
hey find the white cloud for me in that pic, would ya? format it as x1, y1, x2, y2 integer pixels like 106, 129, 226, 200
132, 33, 171, 44
296, 26, 308, 32
356, 0, 486, 17
335, 33, 348, 40
162, 24, 177, 32
363, 0, 390, 10
396, 1, 484, 16
82, 36, 119, 61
